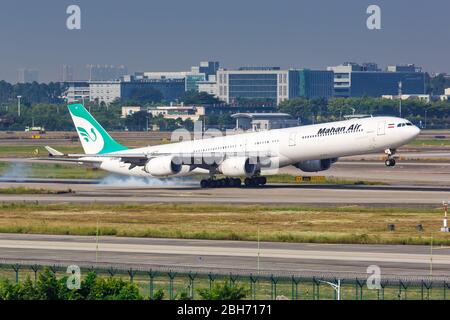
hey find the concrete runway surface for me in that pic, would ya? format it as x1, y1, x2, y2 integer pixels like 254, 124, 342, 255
0, 234, 448, 279
0, 177, 449, 207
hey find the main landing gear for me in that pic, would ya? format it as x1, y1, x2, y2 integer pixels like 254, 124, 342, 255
200, 176, 267, 188
244, 176, 267, 187
200, 177, 242, 188
384, 148, 397, 167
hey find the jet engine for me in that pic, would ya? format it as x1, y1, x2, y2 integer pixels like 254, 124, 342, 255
144, 156, 183, 177
294, 158, 338, 172
218, 157, 257, 177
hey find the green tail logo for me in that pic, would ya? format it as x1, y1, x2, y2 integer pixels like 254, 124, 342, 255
68, 103, 128, 155
77, 127, 98, 143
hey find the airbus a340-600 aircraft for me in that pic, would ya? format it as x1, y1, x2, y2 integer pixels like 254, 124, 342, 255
44, 104, 420, 188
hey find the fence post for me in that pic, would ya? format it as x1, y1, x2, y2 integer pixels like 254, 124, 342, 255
188, 272, 197, 300
208, 273, 216, 290
421, 280, 432, 300
270, 275, 277, 300
444, 281, 448, 300
30, 264, 40, 283
107, 267, 116, 277
229, 273, 237, 286
398, 280, 409, 300
168, 271, 176, 300
249, 274, 258, 300
379, 281, 388, 300
128, 268, 136, 283
313, 277, 320, 300
50, 265, 58, 275
12, 264, 21, 284
355, 279, 364, 300
147, 270, 156, 299
291, 276, 300, 300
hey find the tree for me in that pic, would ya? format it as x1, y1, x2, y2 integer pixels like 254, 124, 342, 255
0, 269, 142, 300
124, 110, 150, 131
197, 281, 249, 300
180, 91, 221, 105
127, 88, 163, 104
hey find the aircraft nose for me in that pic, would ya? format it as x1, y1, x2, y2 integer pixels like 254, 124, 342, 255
411, 125, 421, 138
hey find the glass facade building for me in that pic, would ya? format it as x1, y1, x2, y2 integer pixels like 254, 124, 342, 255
350, 72, 425, 97
121, 79, 186, 102
289, 70, 334, 99
217, 68, 289, 105
328, 63, 426, 97
228, 73, 278, 100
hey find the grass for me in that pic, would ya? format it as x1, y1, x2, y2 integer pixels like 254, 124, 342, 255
264, 174, 386, 185
0, 145, 83, 157
407, 139, 450, 147
0, 187, 73, 194
0, 162, 106, 179
0, 203, 448, 245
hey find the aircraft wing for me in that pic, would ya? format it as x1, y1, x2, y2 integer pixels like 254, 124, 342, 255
44, 146, 274, 168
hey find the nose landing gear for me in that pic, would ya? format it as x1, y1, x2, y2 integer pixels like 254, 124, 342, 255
384, 148, 397, 167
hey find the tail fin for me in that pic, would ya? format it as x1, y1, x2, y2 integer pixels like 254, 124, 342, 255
67, 104, 128, 154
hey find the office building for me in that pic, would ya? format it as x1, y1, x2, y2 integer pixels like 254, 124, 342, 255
64, 81, 90, 103
89, 78, 185, 105
198, 61, 220, 79
60, 65, 74, 82
217, 67, 289, 105
198, 75, 219, 97
17, 68, 39, 83
89, 81, 122, 105
231, 113, 298, 131
216, 67, 333, 105
289, 69, 334, 99
87, 65, 128, 81
327, 62, 426, 97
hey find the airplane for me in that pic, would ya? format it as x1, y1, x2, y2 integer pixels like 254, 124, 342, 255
44, 103, 421, 188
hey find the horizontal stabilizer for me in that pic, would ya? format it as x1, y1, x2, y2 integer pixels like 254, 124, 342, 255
45, 146, 65, 157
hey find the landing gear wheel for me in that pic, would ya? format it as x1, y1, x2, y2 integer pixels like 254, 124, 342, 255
385, 159, 396, 167
200, 179, 209, 188
233, 178, 242, 187
257, 177, 267, 186
244, 176, 267, 187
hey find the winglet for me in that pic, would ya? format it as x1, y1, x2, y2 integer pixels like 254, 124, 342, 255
45, 146, 65, 157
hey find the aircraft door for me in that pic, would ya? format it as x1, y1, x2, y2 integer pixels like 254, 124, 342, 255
377, 121, 386, 136
288, 132, 297, 147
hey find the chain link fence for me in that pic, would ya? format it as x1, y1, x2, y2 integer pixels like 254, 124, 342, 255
1, 261, 449, 300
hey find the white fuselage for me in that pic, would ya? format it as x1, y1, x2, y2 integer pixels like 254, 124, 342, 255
94, 116, 420, 177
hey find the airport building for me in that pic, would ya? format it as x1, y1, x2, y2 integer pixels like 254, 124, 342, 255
289, 69, 334, 99
63, 81, 90, 103
121, 104, 206, 122
327, 62, 426, 97
216, 67, 334, 105
88, 78, 186, 105
216, 67, 289, 105
231, 113, 298, 131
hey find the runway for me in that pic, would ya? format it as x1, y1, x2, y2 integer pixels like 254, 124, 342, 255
0, 233, 448, 279
0, 173, 450, 206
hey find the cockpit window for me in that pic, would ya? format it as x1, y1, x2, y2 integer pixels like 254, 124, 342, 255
406, 122, 413, 126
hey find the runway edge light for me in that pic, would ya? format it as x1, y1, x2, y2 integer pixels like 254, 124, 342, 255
441, 201, 449, 232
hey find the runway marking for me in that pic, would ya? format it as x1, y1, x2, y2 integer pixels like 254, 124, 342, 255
0, 240, 449, 265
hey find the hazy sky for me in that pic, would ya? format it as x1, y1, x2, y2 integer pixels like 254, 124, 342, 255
0, 0, 449, 82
